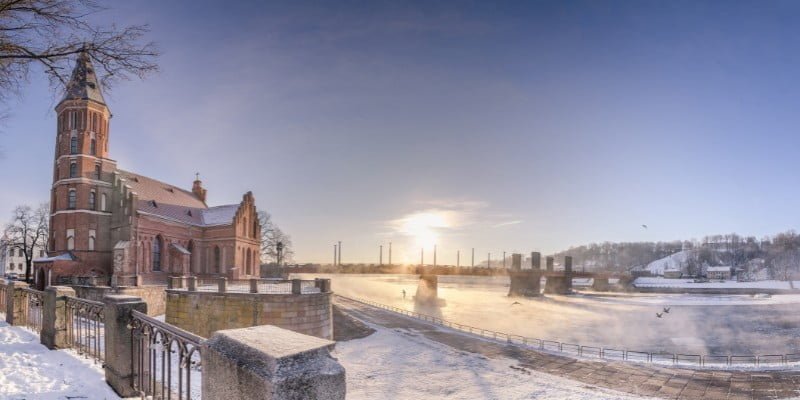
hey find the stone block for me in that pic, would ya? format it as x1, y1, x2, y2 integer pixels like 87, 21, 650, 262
203, 325, 345, 400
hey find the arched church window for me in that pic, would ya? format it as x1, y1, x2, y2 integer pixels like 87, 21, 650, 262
90, 139, 96, 155
214, 246, 221, 273
101, 193, 107, 211
66, 229, 75, 251
89, 191, 96, 210
70, 136, 78, 154
88, 230, 96, 251
69, 162, 77, 178
153, 236, 162, 271
67, 189, 76, 209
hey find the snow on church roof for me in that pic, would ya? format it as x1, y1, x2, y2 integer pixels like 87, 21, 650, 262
117, 171, 242, 228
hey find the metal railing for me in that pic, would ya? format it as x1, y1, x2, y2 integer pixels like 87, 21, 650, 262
64, 296, 105, 363
337, 295, 800, 368
189, 278, 324, 294
130, 310, 204, 400
20, 287, 44, 333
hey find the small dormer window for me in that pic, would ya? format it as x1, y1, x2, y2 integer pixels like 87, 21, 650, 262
151, 200, 158, 208
166, 187, 174, 193
187, 210, 193, 217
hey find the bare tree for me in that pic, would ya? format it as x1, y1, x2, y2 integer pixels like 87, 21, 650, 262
3, 203, 49, 282
0, 0, 158, 106
258, 211, 294, 265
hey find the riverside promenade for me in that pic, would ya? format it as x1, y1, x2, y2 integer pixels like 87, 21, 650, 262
335, 297, 800, 400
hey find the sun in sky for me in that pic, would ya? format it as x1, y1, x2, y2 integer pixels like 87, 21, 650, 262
398, 211, 450, 249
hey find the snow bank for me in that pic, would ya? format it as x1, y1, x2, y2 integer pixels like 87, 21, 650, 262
633, 277, 793, 289
0, 322, 120, 399
334, 321, 651, 400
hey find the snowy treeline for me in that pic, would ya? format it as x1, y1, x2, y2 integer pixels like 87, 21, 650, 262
554, 231, 800, 280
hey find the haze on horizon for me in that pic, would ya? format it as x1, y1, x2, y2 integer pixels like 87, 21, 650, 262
2, 0, 800, 265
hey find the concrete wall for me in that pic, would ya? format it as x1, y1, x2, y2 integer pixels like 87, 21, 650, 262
165, 290, 332, 339
71, 284, 166, 316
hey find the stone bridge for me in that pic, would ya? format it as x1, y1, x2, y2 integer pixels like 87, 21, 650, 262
414, 252, 631, 299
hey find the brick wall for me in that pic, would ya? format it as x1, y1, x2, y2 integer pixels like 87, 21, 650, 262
165, 290, 332, 339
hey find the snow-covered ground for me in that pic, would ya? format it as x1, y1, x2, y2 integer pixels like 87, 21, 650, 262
334, 321, 652, 400
642, 251, 690, 275
0, 321, 120, 400
633, 277, 796, 289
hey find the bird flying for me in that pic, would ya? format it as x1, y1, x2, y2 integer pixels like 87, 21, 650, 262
511, 301, 522, 306
663, 307, 671, 313
656, 313, 663, 318
642, 224, 648, 229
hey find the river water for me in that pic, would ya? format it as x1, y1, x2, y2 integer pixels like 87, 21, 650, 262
294, 273, 800, 356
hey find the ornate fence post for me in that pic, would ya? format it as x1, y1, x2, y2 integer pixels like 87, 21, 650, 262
103, 294, 147, 397
218, 277, 228, 293
292, 279, 302, 294
250, 278, 259, 294
5, 281, 29, 326
41, 286, 75, 349
203, 325, 346, 399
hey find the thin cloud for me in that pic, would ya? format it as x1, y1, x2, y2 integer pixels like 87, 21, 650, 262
493, 220, 523, 228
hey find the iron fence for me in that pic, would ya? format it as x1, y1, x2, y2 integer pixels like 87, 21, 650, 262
130, 310, 204, 400
336, 295, 800, 368
64, 296, 105, 363
20, 287, 44, 333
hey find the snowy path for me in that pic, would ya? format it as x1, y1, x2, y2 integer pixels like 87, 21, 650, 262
0, 321, 120, 400
335, 297, 800, 399
334, 316, 650, 399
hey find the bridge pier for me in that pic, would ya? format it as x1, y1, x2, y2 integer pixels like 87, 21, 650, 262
414, 267, 445, 308
591, 277, 611, 291
508, 252, 542, 297
543, 256, 573, 295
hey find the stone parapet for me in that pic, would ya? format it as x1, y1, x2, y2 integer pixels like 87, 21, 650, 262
203, 325, 345, 400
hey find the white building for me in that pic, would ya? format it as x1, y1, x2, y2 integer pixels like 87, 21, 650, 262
0, 245, 46, 278
706, 266, 732, 280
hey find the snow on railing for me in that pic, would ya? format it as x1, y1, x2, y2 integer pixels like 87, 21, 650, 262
336, 295, 800, 368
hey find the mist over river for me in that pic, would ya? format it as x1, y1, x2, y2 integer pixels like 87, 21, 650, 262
294, 273, 800, 356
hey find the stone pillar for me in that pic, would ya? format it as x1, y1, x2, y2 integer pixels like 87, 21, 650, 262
531, 252, 541, 270
187, 276, 198, 292
292, 279, 302, 295
564, 256, 573, 292
511, 254, 522, 271
41, 286, 75, 349
203, 325, 346, 400
546, 256, 554, 272
250, 278, 259, 294
169, 276, 185, 289
218, 277, 228, 293
103, 294, 147, 398
320, 279, 332, 293
5, 281, 29, 326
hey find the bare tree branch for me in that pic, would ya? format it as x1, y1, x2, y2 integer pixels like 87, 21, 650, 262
3, 202, 49, 282
0, 0, 158, 105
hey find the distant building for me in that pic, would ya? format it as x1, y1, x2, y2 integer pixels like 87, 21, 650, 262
706, 266, 732, 280
663, 268, 682, 279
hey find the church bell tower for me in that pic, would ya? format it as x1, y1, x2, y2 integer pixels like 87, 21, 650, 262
49, 51, 115, 274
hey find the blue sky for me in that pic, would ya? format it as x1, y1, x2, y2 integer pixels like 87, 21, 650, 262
2, 0, 800, 264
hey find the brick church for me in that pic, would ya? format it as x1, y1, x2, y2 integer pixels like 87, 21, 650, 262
34, 52, 261, 286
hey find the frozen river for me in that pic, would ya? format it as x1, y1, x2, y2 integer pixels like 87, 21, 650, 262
295, 273, 800, 356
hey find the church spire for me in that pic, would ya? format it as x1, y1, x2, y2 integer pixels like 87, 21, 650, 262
60, 49, 107, 106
